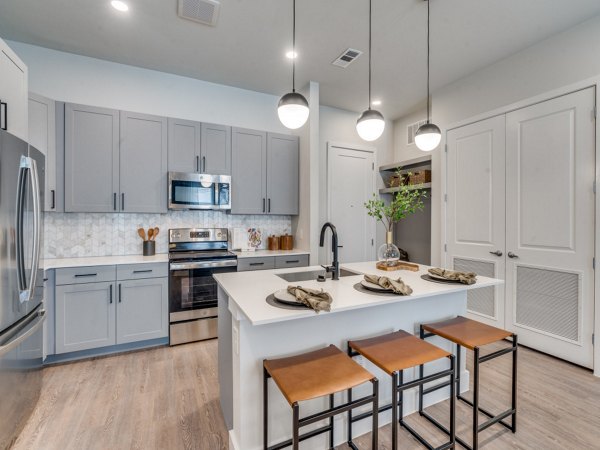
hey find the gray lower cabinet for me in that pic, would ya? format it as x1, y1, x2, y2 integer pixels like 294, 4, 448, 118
65, 103, 120, 212
231, 128, 267, 214
237, 254, 309, 271
267, 133, 299, 215
116, 277, 168, 344
55, 281, 117, 353
231, 129, 298, 215
120, 111, 168, 213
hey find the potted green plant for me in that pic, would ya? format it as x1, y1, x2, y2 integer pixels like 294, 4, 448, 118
364, 170, 428, 266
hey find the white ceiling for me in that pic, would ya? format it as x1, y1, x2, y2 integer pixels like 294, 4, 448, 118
1, 0, 600, 119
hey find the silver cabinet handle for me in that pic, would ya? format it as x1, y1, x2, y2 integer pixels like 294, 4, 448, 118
202, 156, 206, 172
489, 250, 503, 257
507, 252, 519, 259
196, 155, 200, 172
74, 273, 97, 278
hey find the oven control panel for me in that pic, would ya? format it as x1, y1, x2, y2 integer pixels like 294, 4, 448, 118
169, 228, 228, 243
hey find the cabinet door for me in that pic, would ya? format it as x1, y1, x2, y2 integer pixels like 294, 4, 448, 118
0, 39, 28, 141
65, 103, 120, 212
116, 278, 168, 344
201, 123, 231, 175
55, 282, 116, 354
231, 128, 267, 214
28, 93, 59, 212
168, 118, 201, 173
266, 133, 299, 215
120, 111, 168, 213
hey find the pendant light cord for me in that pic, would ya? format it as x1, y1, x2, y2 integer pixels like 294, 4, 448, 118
426, 0, 431, 123
368, 0, 372, 109
292, 0, 296, 92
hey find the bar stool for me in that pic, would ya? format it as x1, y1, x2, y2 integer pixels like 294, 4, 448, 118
263, 344, 379, 450
419, 316, 517, 450
348, 330, 456, 450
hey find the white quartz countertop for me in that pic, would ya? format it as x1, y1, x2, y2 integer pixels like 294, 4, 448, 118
43, 254, 169, 270
214, 261, 503, 326
232, 249, 309, 258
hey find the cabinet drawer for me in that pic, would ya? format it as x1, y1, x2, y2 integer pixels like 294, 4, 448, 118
117, 263, 168, 280
56, 265, 116, 285
237, 257, 275, 272
275, 254, 309, 269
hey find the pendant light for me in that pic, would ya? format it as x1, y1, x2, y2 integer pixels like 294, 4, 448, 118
356, 0, 385, 142
277, 0, 309, 130
415, 0, 441, 152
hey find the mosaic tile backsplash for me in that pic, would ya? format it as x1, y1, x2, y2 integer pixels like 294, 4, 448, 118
43, 211, 292, 259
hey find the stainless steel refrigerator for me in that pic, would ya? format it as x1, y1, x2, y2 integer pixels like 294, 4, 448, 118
0, 129, 45, 449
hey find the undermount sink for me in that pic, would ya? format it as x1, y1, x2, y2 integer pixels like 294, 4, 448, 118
276, 268, 359, 283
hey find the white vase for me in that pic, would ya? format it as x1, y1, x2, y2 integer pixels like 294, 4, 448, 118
378, 231, 400, 266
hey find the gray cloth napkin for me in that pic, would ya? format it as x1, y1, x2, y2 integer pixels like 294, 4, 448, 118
364, 274, 413, 295
429, 267, 477, 285
287, 286, 333, 313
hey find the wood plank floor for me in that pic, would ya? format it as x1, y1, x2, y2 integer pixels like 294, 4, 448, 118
12, 340, 600, 450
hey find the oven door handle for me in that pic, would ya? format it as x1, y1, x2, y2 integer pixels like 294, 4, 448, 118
169, 260, 238, 271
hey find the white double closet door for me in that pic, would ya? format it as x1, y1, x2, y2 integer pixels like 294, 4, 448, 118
446, 87, 596, 368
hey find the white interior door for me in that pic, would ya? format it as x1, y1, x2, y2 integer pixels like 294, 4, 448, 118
446, 115, 506, 327
327, 144, 376, 263
505, 88, 595, 368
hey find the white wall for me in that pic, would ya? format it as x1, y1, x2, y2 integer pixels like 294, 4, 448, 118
8, 41, 289, 134
318, 105, 394, 264
394, 14, 600, 266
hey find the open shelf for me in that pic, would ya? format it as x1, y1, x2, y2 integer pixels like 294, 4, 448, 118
379, 155, 432, 172
379, 182, 431, 194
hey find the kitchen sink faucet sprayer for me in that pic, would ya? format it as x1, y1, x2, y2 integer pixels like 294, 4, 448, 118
319, 222, 340, 280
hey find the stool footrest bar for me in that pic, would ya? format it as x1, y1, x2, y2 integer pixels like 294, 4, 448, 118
399, 368, 453, 391
267, 424, 332, 450
478, 408, 516, 433
457, 395, 514, 430
300, 394, 374, 427
421, 410, 471, 450
422, 379, 452, 396
478, 346, 515, 363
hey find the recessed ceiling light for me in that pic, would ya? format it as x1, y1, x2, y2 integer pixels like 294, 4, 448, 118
372, 100, 382, 106
111, 1, 129, 12
285, 51, 298, 59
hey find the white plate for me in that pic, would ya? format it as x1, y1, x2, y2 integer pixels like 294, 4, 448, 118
273, 289, 300, 303
360, 279, 393, 292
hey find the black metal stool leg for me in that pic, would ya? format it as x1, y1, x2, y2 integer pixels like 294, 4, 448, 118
263, 368, 269, 450
449, 355, 456, 448
398, 370, 404, 423
329, 393, 334, 449
419, 326, 425, 415
292, 403, 299, 450
372, 378, 379, 450
473, 347, 480, 450
456, 344, 462, 398
392, 372, 398, 450
512, 335, 518, 433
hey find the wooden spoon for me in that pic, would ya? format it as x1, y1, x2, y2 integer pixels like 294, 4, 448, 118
153, 227, 160, 241
137, 227, 146, 241
147, 228, 154, 241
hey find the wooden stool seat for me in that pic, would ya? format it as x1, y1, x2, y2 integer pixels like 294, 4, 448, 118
422, 315, 512, 350
263, 344, 374, 405
349, 330, 451, 374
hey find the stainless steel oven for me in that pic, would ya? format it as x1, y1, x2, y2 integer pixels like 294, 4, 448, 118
168, 172, 231, 210
168, 228, 236, 345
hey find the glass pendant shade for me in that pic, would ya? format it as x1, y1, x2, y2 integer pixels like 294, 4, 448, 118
415, 122, 441, 151
278, 92, 309, 129
356, 109, 385, 141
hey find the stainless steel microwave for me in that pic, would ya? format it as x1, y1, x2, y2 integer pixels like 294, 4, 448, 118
168, 172, 231, 210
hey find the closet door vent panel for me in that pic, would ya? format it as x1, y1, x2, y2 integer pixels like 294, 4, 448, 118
515, 265, 580, 342
454, 257, 496, 319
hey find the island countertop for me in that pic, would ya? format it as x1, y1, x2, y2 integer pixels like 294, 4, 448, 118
213, 261, 503, 326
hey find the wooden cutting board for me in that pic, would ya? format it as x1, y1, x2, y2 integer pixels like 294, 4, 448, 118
376, 261, 420, 272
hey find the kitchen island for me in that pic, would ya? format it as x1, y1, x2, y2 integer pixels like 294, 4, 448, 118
215, 262, 503, 450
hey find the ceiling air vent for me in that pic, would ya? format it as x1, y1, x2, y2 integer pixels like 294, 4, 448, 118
178, 0, 221, 26
332, 48, 363, 68
407, 119, 427, 145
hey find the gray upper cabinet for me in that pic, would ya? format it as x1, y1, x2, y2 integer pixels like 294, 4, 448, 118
116, 277, 168, 344
266, 133, 299, 215
65, 103, 120, 212
202, 123, 231, 175
120, 111, 168, 213
55, 281, 117, 354
168, 118, 200, 173
231, 128, 267, 214
28, 93, 65, 212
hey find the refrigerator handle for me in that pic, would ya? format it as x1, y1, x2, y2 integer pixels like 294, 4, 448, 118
15, 157, 27, 298
0, 309, 45, 358
29, 156, 42, 303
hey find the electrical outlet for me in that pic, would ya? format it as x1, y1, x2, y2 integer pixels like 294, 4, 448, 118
355, 355, 365, 367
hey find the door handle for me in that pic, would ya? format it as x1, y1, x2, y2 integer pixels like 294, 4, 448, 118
51, 189, 56, 209
268, 198, 271, 213
262, 198, 266, 213
0, 101, 7, 130
121, 193, 125, 211
507, 252, 519, 259
113, 193, 117, 211
109, 284, 113, 304
202, 156, 206, 172
489, 250, 503, 257
196, 155, 200, 172
118, 283, 122, 303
